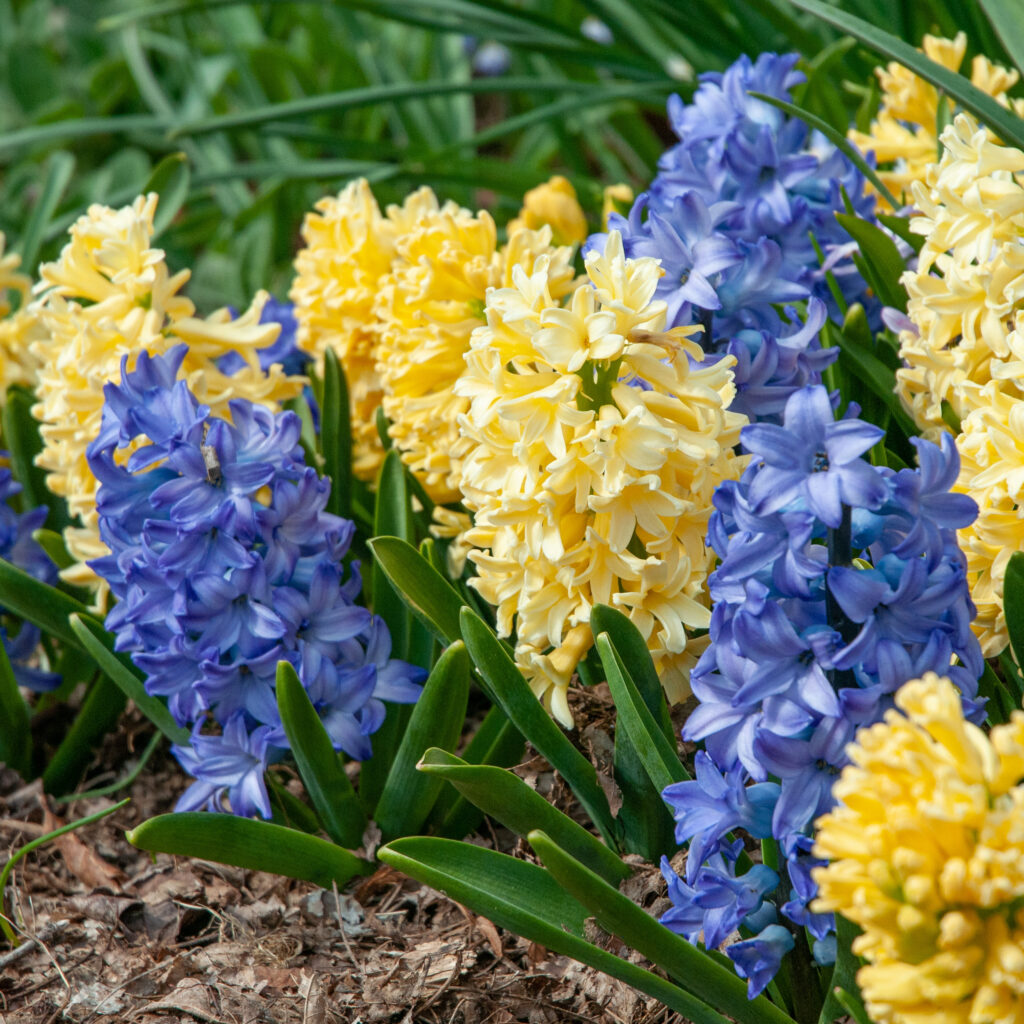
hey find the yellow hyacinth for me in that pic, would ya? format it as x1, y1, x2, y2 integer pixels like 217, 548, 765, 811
813, 673, 1024, 1024
32, 194, 306, 591
895, 113, 1024, 654
0, 233, 43, 395
507, 175, 588, 247
455, 231, 745, 725
850, 32, 1024, 210
376, 194, 576, 504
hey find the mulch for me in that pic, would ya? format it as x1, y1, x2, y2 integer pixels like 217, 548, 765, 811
1, 695, 689, 1024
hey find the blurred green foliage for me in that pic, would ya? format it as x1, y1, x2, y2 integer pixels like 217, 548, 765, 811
0, 0, 1014, 312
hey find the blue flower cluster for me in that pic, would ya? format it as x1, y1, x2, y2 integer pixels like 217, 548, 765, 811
660, 385, 982, 996
87, 346, 423, 818
594, 53, 879, 422
0, 464, 59, 691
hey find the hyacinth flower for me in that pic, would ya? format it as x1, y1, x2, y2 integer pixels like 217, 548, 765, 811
87, 346, 424, 817
592, 52, 882, 424
659, 384, 983, 998
814, 673, 1024, 1024
31, 194, 306, 594
455, 230, 746, 725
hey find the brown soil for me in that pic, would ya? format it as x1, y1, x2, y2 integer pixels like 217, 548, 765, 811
1, 702, 687, 1024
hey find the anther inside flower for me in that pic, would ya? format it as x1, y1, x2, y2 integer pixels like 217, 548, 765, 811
456, 231, 746, 725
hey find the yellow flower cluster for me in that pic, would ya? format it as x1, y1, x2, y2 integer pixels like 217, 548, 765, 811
849, 33, 1023, 210
455, 232, 746, 725
0, 233, 42, 395
291, 177, 586, 500
896, 113, 1024, 654
813, 672, 1024, 1024
32, 194, 306, 590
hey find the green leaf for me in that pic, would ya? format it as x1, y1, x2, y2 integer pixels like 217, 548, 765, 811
419, 747, 629, 885
378, 837, 718, 1018
589, 607, 679, 859
748, 91, 900, 211
787, 0, 1024, 151
372, 450, 414, 656
529, 831, 793, 1024
33, 529, 73, 571
368, 535, 467, 645
595, 632, 687, 794
3, 386, 69, 532
42, 675, 127, 795
68, 614, 189, 745
429, 706, 525, 839
320, 348, 352, 520
979, 1, 1024, 79
17, 151, 75, 271
0, 115, 167, 159
826, 315, 917, 440
275, 661, 367, 848
877, 213, 922, 254
818, 915, 865, 1024
458, 607, 618, 849
170, 77, 672, 138
128, 813, 372, 888
1002, 551, 1024, 674
142, 152, 191, 237
834, 212, 908, 311
0, 559, 92, 653
0, 632, 30, 776
375, 642, 471, 841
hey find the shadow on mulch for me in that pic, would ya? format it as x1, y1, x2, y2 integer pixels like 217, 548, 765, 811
1, 704, 686, 1024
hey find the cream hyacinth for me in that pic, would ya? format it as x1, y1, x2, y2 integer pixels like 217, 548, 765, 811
32, 194, 306, 591
813, 673, 1024, 1024
456, 232, 745, 725
0, 233, 43, 395
896, 113, 1024, 654
850, 32, 1023, 210
375, 197, 576, 504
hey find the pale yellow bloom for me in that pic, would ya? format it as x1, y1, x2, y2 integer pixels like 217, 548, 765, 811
507, 175, 588, 247
456, 231, 745, 725
0, 233, 42, 394
32, 194, 305, 592
850, 32, 1024, 211
290, 180, 439, 481
813, 672, 1024, 1024
376, 196, 576, 504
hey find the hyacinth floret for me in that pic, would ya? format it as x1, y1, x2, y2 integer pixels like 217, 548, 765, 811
660, 384, 982, 997
594, 52, 882, 424
814, 673, 1024, 1024
87, 346, 424, 817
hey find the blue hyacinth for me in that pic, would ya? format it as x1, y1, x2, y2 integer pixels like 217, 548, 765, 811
0, 464, 60, 691
87, 346, 424, 818
591, 52, 883, 423
660, 385, 982, 997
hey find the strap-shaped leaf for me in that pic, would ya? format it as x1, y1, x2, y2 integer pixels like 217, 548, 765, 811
0, 559, 90, 652
69, 614, 189, 745
368, 536, 467, 645
1003, 551, 1024, 674
17, 151, 75, 271
378, 837, 724, 1020
320, 348, 352, 520
143, 152, 191, 237
595, 633, 687, 794
0, 632, 30, 775
3, 387, 69, 532
128, 813, 372, 888
459, 607, 619, 848
419, 747, 630, 885
788, 0, 1024, 151
529, 831, 794, 1024
42, 675, 127, 795
834, 212, 908, 312
372, 449, 414, 657
375, 642, 471, 841
275, 661, 367, 848
429, 706, 524, 838
981, 0, 1024, 78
